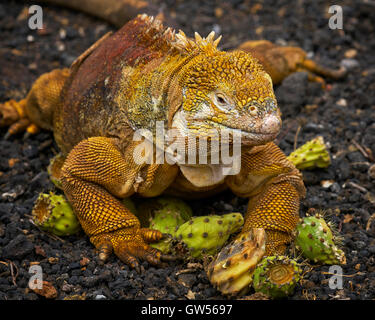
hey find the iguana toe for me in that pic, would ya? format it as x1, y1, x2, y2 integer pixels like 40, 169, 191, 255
97, 241, 113, 262
92, 227, 174, 270
139, 227, 164, 242
0, 99, 40, 139
0, 99, 22, 126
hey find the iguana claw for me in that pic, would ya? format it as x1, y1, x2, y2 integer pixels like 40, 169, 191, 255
92, 227, 176, 270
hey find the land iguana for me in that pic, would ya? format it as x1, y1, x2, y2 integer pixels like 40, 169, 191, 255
0, 14, 345, 290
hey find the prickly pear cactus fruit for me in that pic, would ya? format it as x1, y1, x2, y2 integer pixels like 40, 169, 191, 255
287, 136, 331, 170
138, 196, 193, 228
156, 197, 193, 222
175, 213, 244, 259
253, 256, 301, 299
32, 192, 80, 236
149, 210, 186, 254
47, 153, 66, 189
295, 212, 346, 265
149, 205, 188, 235
141, 197, 193, 253
206, 228, 266, 296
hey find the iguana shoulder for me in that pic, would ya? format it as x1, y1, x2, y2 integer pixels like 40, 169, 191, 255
55, 15, 181, 153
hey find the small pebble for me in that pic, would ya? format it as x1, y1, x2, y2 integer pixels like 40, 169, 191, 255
340, 58, 359, 70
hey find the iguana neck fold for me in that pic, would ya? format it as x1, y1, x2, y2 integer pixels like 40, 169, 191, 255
116, 50, 211, 138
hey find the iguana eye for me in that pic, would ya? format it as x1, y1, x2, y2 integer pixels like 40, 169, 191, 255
216, 94, 227, 105
214, 93, 232, 111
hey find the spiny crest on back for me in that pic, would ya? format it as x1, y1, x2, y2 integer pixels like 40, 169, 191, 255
137, 14, 222, 56
173, 30, 222, 56
137, 13, 176, 44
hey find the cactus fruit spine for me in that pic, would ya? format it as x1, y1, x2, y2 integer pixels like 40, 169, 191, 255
175, 213, 244, 258
32, 192, 80, 236
295, 212, 346, 265
287, 136, 331, 170
253, 256, 301, 298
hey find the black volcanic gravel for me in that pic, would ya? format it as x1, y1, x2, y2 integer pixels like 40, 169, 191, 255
0, 0, 375, 300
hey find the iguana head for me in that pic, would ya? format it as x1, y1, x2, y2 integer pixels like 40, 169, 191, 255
172, 32, 281, 147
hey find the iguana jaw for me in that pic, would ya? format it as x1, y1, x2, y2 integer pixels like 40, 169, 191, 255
171, 108, 281, 146
204, 118, 280, 143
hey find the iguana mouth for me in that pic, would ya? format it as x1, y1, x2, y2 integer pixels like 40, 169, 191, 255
172, 108, 280, 141
204, 120, 280, 141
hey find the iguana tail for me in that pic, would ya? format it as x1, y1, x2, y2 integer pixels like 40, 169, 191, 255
0, 68, 69, 139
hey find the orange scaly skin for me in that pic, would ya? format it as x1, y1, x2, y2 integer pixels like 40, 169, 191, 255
0, 15, 308, 272
237, 40, 346, 86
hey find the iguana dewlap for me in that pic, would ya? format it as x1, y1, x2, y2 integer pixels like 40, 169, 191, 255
0, 14, 317, 272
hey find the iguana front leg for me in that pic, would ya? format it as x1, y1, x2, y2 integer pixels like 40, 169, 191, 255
60, 136, 172, 270
208, 143, 305, 295
226, 142, 306, 254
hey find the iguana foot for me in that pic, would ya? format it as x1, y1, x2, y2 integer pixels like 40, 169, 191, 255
60, 137, 178, 271
0, 99, 39, 139
1, 68, 69, 139
91, 227, 174, 271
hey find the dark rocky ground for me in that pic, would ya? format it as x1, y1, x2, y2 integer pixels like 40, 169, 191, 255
0, 0, 374, 300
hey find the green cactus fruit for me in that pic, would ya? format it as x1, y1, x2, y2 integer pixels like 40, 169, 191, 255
138, 196, 193, 228
287, 136, 331, 170
150, 210, 183, 234
152, 197, 193, 222
121, 197, 137, 215
206, 228, 266, 296
253, 256, 301, 299
47, 154, 66, 189
295, 212, 346, 265
32, 192, 80, 236
149, 210, 185, 254
141, 197, 193, 253
175, 213, 244, 259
